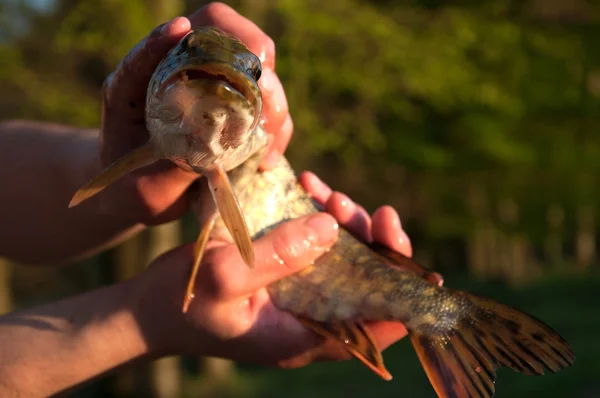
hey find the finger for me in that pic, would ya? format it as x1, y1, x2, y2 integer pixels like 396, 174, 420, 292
259, 112, 293, 171
371, 206, 412, 258
325, 192, 372, 242
189, 2, 275, 69
204, 213, 339, 299
298, 171, 333, 206
298, 172, 372, 241
257, 67, 289, 143
132, 160, 199, 223
97, 161, 196, 226
103, 17, 191, 110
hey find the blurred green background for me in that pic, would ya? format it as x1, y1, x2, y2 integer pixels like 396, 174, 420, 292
0, 0, 597, 397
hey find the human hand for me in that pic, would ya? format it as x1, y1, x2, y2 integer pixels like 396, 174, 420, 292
97, 2, 291, 225
133, 173, 417, 369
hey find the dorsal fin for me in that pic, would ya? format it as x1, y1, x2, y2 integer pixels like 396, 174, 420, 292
369, 242, 444, 286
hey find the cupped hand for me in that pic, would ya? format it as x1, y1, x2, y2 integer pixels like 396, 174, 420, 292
97, 2, 291, 225
135, 173, 416, 369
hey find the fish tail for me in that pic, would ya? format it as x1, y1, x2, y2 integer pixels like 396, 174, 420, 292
409, 291, 574, 398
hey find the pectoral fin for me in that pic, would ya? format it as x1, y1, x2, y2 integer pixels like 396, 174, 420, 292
206, 166, 254, 268
298, 317, 392, 381
69, 142, 158, 208
182, 210, 218, 313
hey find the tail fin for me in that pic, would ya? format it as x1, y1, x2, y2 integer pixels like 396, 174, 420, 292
410, 292, 574, 398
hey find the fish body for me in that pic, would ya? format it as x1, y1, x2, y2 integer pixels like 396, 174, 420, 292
70, 26, 574, 397
196, 147, 575, 397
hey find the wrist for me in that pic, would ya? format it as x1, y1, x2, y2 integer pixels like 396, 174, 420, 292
130, 252, 208, 359
76, 279, 155, 363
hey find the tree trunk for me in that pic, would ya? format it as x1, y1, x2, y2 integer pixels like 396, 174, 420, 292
112, 234, 153, 397
146, 221, 183, 398
497, 197, 533, 284
202, 357, 236, 382
466, 182, 491, 278
575, 205, 596, 270
545, 204, 565, 268
0, 258, 12, 315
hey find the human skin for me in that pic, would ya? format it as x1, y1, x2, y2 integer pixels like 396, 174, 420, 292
0, 176, 414, 397
0, 3, 417, 396
0, 3, 295, 265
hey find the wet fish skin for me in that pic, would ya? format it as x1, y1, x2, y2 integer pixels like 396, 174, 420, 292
197, 147, 575, 398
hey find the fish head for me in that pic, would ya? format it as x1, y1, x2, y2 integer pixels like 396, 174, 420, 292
145, 26, 263, 171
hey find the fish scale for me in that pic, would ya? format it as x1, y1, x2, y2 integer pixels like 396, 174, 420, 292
197, 128, 575, 397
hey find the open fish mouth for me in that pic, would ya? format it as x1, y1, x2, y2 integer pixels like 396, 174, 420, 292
161, 64, 262, 130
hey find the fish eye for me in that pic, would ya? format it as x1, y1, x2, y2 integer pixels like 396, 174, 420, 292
176, 33, 194, 55
252, 64, 262, 81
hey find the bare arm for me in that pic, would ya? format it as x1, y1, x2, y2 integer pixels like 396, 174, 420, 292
0, 5, 293, 265
0, 120, 142, 264
0, 276, 151, 398
0, 179, 413, 397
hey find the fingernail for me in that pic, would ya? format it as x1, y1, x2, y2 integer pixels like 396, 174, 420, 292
271, 80, 289, 116
305, 213, 339, 246
309, 173, 329, 195
259, 134, 278, 170
259, 67, 276, 94
337, 192, 352, 208
281, 113, 293, 135
391, 212, 410, 246
160, 16, 188, 36
261, 148, 280, 170
389, 209, 402, 229
397, 228, 410, 246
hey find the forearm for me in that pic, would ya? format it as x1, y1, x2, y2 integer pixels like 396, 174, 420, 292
0, 120, 142, 265
0, 279, 151, 397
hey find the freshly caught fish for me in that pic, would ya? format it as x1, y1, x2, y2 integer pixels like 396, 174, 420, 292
68, 27, 267, 311
193, 146, 575, 397
69, 24, 574, 397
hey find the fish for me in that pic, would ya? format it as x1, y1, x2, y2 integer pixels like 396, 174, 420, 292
67, 27, 267, 311
69, 24, 574, 397
192, 144, 575, 397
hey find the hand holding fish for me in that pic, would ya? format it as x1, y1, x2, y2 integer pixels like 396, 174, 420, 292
134, 178, 416, 368
79, 3, 291, 226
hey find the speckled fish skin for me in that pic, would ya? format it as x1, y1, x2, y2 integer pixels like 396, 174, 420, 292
202, 146, 575, 398
214, 148, 468, 333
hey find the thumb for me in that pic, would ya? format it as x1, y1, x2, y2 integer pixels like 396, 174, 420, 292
206, 212, 339, 299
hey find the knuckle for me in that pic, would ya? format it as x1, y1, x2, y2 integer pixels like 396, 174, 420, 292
131, 177, 167, 219
202, 2, 230, 19
101, 72, 116, 104
263, 35, 276, 60
270, 225, 308, 269
204, 248, 244, 299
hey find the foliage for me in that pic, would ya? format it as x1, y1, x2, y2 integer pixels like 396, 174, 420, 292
1, 0, 599, 276
1, 0, 597, 396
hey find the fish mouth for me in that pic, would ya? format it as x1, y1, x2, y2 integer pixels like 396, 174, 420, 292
162, 64, 262, 130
